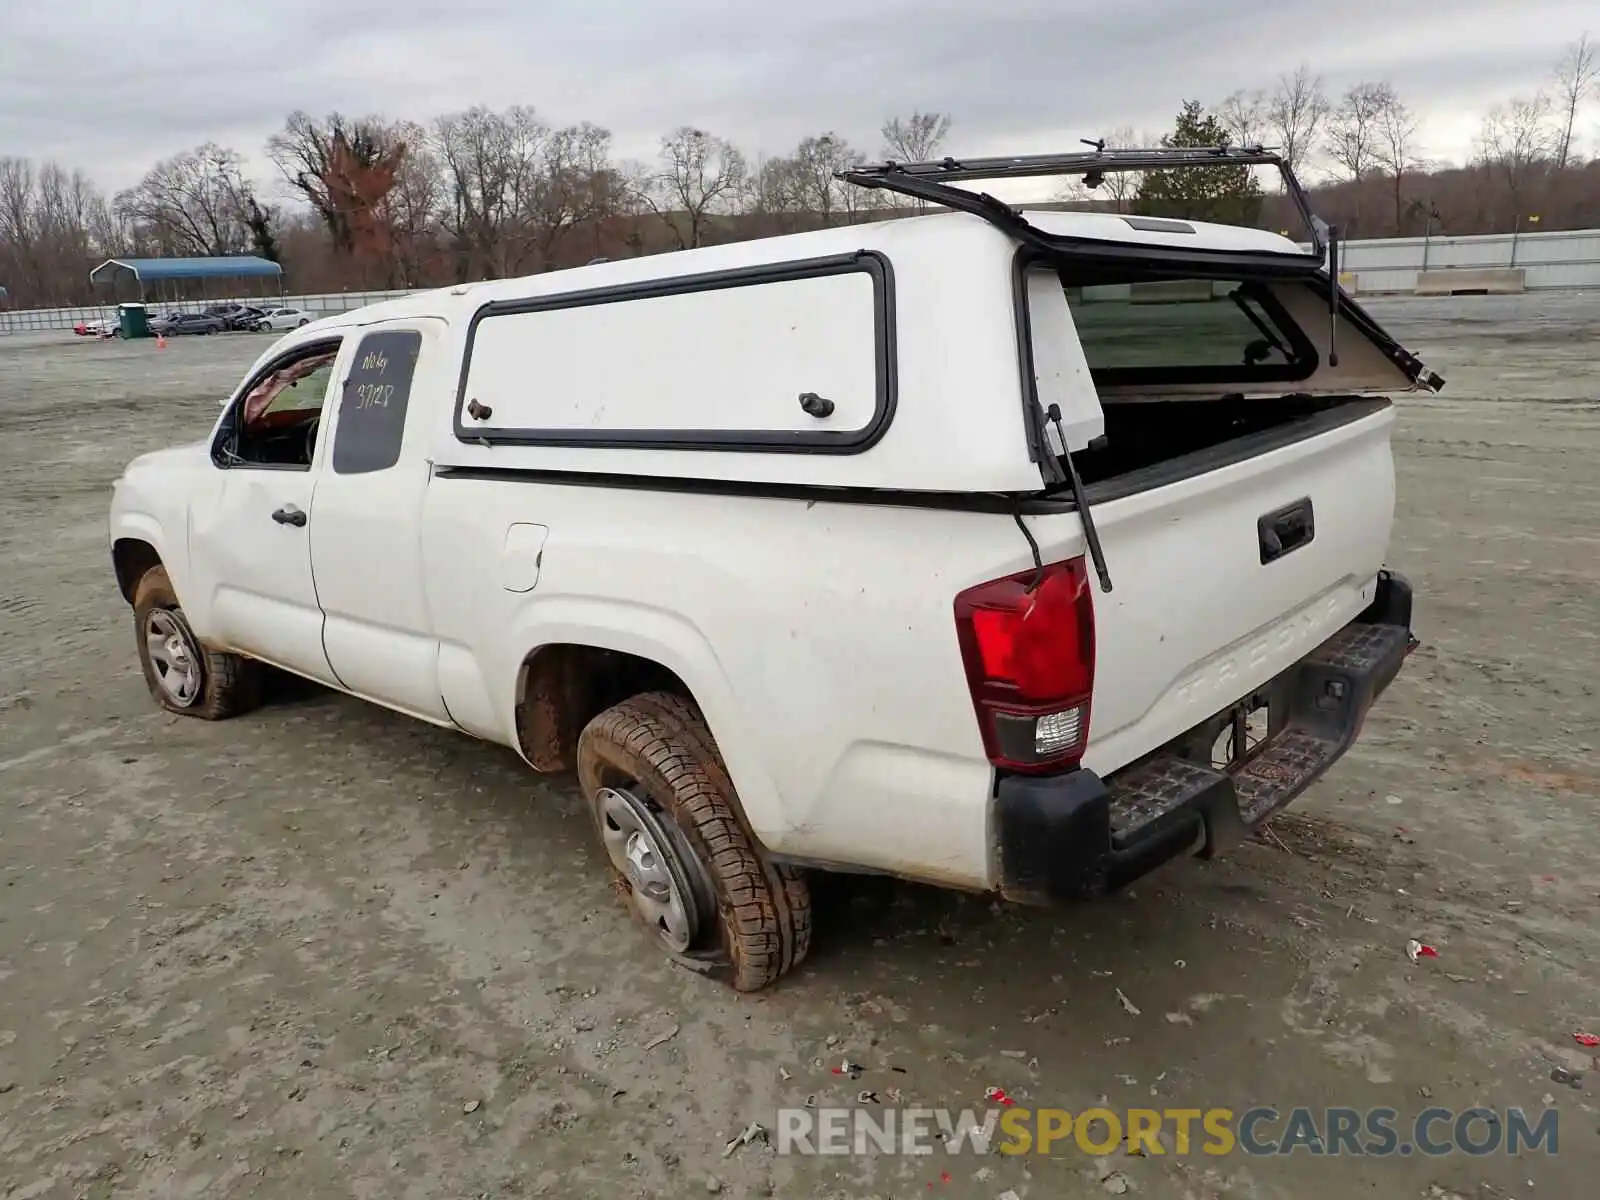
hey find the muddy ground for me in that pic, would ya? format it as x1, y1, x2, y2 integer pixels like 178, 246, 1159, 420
1, 294, 1597, 1200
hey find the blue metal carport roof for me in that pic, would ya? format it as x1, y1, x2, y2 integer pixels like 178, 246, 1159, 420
89, 256, 284, 285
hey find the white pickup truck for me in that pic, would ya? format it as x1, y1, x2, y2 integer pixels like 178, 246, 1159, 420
108, 147, 1437, 991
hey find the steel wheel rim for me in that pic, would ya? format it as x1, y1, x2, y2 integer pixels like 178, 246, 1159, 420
595, 785, 708, 954
144, 609, 201, 707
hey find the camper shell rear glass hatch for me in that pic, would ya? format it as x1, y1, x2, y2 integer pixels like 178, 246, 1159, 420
838, 143, 1445, 594
839, 145, 1444, 394
1062, 276, 1318, 385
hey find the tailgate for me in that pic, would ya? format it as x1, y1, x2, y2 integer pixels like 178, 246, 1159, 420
1051, 403, 1397, 777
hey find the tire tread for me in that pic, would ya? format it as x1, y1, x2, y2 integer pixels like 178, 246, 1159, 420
577, 690, 810, 991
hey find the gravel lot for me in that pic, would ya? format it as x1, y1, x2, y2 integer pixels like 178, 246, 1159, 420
2, 294, 1597, 1199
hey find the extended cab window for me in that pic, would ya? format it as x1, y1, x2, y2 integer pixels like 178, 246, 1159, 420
214, 342, 341, 469
331, 329, 423, 475
1060, 276, 1315, 384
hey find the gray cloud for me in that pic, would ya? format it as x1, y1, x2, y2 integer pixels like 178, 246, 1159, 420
1, 0, 1593, 193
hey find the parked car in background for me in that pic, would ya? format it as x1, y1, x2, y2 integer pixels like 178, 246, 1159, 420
151, 312, 226, 336
72, 315, 117, 337
205, 304, 269, 331
250, 307, 315, 332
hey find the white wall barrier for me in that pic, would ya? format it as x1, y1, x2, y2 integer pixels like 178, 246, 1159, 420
5, 224, 1599, 333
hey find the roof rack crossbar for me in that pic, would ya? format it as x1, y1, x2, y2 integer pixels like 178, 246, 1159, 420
837, 142, 1327, 261
843, 144, 1282, 183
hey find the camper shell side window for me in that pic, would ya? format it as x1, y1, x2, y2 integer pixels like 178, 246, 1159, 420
451, 251, 898, 455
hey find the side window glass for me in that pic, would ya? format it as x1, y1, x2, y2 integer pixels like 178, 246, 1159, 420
217, 343, 342, 469
332, 329, 423, 475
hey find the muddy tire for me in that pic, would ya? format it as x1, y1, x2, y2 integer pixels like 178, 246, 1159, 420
132, 565, 262, 720
576, 690, 811, 992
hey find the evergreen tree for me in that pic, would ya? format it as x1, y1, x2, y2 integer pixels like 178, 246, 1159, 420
1135, 101, 1264, 226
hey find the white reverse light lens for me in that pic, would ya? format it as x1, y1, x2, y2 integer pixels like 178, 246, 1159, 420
1034, 706, 1084, 756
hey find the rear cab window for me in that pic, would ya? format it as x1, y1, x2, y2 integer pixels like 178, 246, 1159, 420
330, 328, 425, 475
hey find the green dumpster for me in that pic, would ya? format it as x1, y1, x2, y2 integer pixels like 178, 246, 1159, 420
118, 302, 151, 340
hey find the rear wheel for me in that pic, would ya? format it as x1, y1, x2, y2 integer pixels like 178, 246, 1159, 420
576, 691, 811, 991
132, 565, 263, 720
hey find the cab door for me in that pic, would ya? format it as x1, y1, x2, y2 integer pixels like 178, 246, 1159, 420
187, 337, 346, 686
307, 319, 452, 725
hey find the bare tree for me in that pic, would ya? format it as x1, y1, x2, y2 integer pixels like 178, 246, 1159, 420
1374, 91, 1423, 233
1552, 33, 1598, 169
880, 111, 952, 162
433, 105, 546, 278
113, 144, 255, 257
0, 156, 116, 305
1476, 93, 1557, 217
521, 122, 618, 268
641, 127, 746, 249
0, 158, 41, 294
792, 134, 866, 226
1101, 125, 1153, 212
1265, 63, 1330, 181
879, 111, 953, 211
736, 154, 808, 232
432, 108, 619, 277
1326, 82, 1394, 183
29, 81, 1600, 308
384, 119, 443, 285
1217, 89, 1268, 147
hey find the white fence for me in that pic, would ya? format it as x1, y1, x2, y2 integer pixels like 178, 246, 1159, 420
1330, 226, 1600, 295
0, 289, 410, 336
5, 225, 1599, 333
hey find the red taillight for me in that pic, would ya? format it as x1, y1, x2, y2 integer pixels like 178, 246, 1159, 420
953, 557, 1096, 774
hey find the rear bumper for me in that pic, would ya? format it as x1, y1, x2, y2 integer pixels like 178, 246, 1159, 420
992, 568, 1417, 904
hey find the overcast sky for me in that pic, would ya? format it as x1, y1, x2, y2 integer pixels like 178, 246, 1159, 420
2, 0, 1595, 198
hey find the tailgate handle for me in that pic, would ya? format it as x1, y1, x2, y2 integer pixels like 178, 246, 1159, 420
1258, 497, 1315, 564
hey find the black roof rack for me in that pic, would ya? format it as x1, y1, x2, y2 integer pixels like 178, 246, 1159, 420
837, 142, 1331, 271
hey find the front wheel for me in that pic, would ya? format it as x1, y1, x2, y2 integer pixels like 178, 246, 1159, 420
577, 692, 811, 992
132, 565, 262, 720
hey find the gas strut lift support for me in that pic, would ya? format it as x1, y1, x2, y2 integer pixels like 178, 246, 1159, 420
837, 142, 1444, 595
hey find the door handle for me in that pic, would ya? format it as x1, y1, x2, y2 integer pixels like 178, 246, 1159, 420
1257, 497, 1314, 564
271, 504, 308, 527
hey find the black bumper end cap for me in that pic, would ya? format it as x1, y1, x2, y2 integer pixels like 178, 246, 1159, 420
993, 769, 1113, 904
1361, 567, 1414, 631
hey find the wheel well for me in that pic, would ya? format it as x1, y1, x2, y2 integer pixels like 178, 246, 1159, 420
112, 539, 162, 604
515, 644, 694, 772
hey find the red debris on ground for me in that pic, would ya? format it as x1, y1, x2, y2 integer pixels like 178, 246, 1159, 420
1406, 939, 1440, 962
